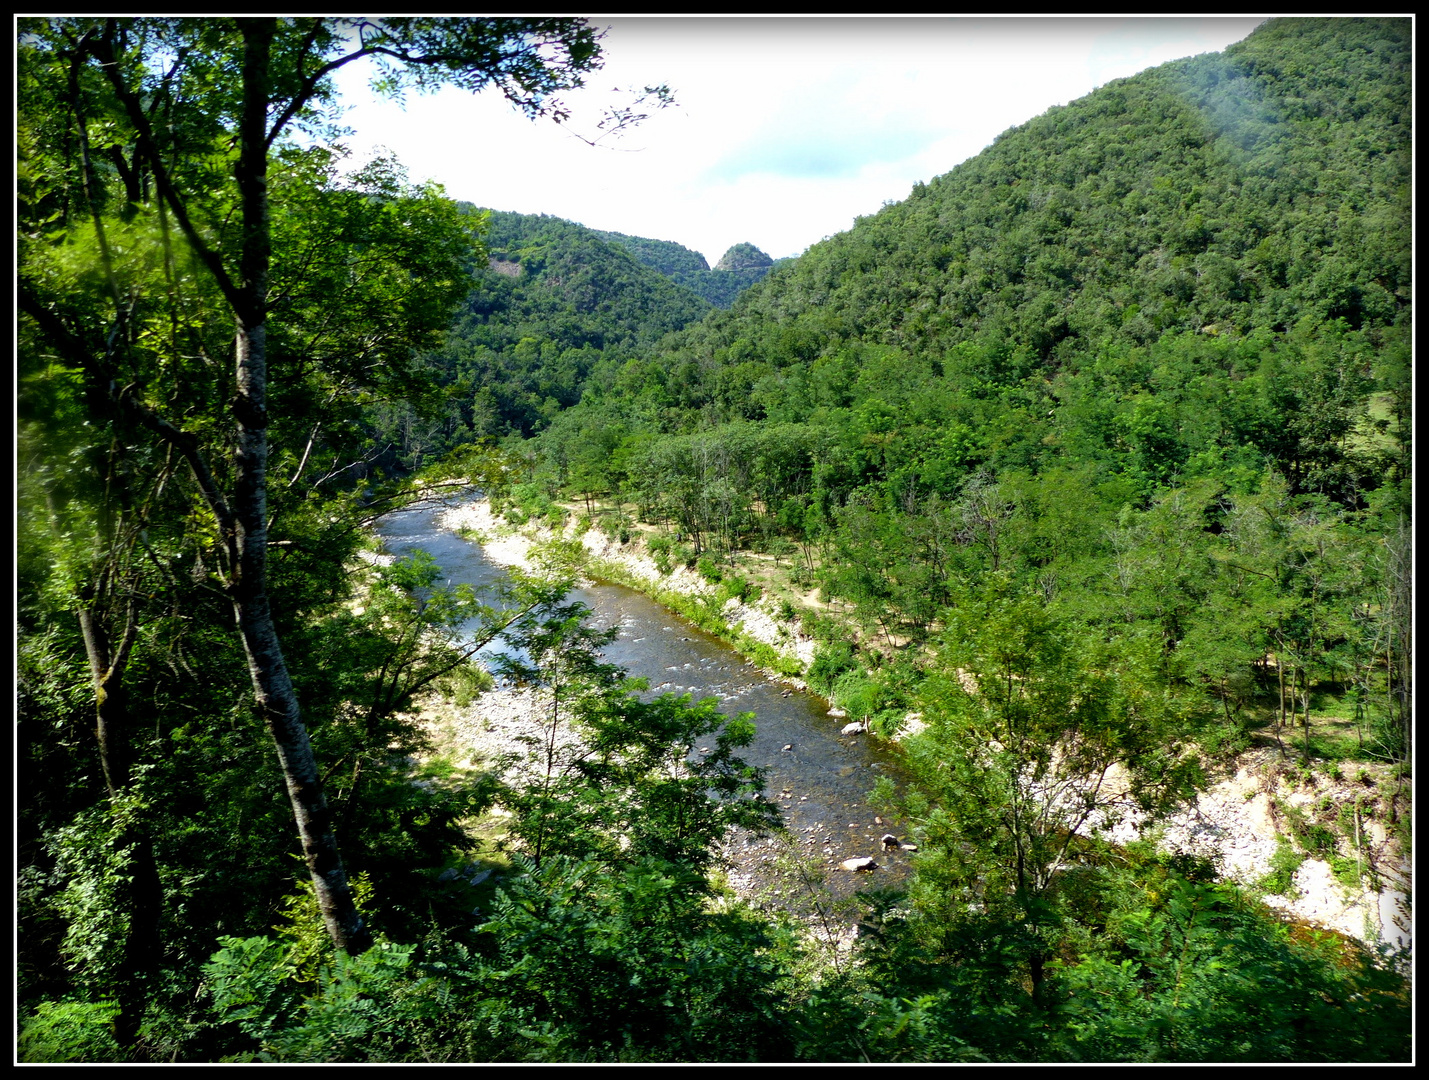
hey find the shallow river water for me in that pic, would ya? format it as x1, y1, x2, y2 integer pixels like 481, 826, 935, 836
376, 501, 913, 904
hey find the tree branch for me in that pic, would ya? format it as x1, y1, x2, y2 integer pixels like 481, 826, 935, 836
19, 287, 237, 551
85, 24, 244, 312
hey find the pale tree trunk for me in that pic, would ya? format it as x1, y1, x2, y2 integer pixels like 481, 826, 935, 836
230, 19, 370, 955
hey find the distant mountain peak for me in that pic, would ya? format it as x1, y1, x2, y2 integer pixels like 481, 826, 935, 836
595, 231, 781, 308
715, 243, 773, 272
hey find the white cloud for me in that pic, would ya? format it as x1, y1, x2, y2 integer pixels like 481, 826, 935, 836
328, 17, 1266, 265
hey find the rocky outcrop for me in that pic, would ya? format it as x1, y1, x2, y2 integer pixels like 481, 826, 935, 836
1087, 748, 1411, 952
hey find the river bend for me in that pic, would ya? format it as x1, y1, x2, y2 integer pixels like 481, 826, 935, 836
377, 502, 912, 903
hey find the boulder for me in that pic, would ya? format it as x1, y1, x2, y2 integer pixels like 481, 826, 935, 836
840, 856, 879, 872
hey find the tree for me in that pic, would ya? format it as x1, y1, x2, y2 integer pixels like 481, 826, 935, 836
890, 590, 1205, 1004
492, 578, 779, 873
18, 17, 629, 956
199, 580, 788, 1062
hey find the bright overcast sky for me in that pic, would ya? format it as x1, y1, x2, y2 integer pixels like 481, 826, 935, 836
330, 16, 1268, 265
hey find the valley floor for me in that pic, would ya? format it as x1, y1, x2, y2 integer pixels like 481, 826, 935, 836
428, 495, 1412, 958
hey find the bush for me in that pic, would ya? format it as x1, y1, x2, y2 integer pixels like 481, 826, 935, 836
1330, 855, 1368, 890
439, 662, 495, 709
831, 670, 882, 720
503, 482, 566, 531
800, 612, 844, 646
19, 1000, 124, 1063
1301, 824, 1338, 857
808, 643, 857, 697
1261, 837, 1305, 896
204, 934, 420, 1062
647, 535, 673, 575
718, 575, 757, 604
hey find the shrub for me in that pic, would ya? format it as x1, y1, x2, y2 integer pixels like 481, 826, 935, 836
1261, 837, 1305, 896
800, 612, 844, 646
1330, 855, 1367, 890
808, 643, 857, 697
19, 1000, 124, 1063
439, 662, 495, 709
647, 534, 673, 575
831, 670, 882, 720
719, 575, 757, 604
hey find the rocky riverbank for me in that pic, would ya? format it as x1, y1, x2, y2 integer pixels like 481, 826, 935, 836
439, 498, 819, 681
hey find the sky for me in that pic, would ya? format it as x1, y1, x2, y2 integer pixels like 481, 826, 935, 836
329, 16, 1268, 266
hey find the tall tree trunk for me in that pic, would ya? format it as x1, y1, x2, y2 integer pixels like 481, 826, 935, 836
230, 19, 369, 955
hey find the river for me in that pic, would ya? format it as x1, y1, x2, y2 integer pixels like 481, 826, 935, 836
376, 500, 913, 906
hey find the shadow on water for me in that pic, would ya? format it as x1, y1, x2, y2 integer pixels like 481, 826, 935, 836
376, 500, 914, 906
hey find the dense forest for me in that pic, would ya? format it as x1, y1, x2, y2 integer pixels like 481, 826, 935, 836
370, 213, 786, 464
16, 17, 1412, 1062
382, 209, 714, 451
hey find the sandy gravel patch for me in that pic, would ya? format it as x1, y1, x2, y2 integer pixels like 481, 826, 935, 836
438, 501, 536, 570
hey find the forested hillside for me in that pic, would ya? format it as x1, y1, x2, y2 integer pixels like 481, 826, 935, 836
537, 15, 1410, 562
576, 18, 1410, 436
374, 214, 793, 463
369, 209, 712, 459
16, 16, 1411, 1063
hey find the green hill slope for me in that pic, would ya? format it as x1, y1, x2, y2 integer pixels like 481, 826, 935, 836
417, 210, 714, 439
631, 18, 1408, 437
536, 17, 1409, 652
